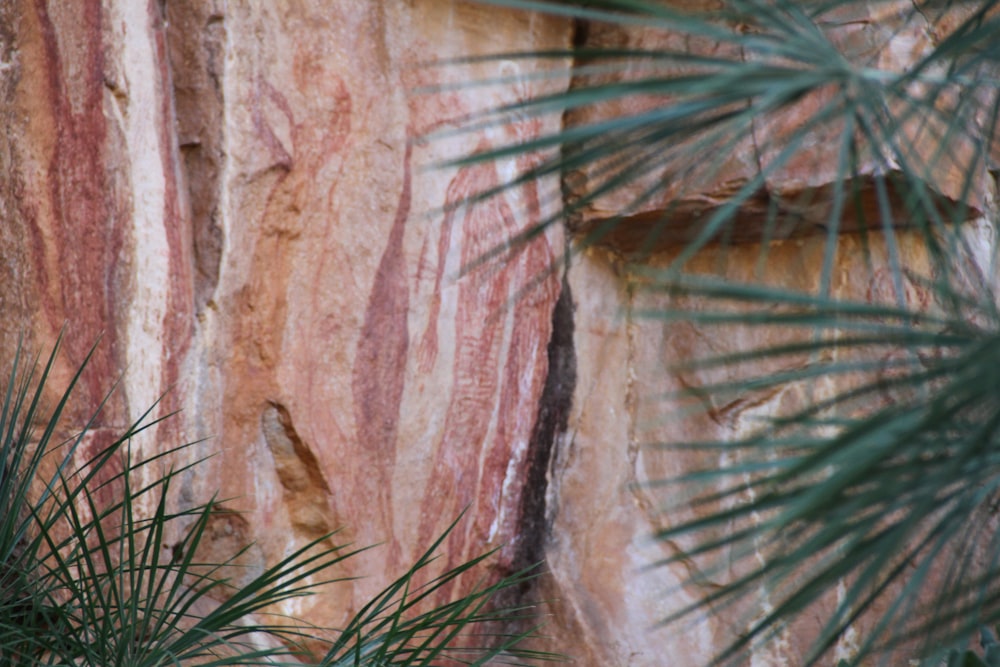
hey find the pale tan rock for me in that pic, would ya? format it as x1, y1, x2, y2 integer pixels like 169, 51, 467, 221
547, 227, 996, 666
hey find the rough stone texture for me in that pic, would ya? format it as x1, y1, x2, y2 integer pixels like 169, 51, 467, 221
543, 6, 1000, 662
564, 1, 1000, 252
1, 0, 196, 510
547, 229, 999, 666
3, 0, 570, 642
165, 0, 571, 637
2, 1, 998, 666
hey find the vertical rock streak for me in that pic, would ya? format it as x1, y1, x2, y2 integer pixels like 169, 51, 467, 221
352, 140, 412, 563
119, 0, 194, 447
507, 272, 576, 573
29, 0, 126, 419
415, 143, 562, 577
165, 2, 226, 313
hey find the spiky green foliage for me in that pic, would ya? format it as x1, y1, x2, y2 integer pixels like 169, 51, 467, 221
321, 515, 551, 667
448, 0, 998, 272
0, 337, 360, 666
446, 0, 1000, 664
643, 273, 1000, 665
0, 338, 560, 666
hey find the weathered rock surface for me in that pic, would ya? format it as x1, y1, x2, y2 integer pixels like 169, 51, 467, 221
548, 228, 999, 665
3, 0, 573, 645
564, 1, 999, 252
2, 1, 998, 666
161, 0, 572, 638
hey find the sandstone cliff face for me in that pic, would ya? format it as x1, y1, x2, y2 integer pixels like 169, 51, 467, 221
548, 229, 999, 665
1, 1, 996, 666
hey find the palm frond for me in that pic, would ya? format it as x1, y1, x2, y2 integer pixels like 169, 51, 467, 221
639, 270, 1000, 664
447, 0, 1000, 663
443, 0, 998, 266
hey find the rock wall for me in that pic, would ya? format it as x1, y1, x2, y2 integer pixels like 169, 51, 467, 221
1, 1, 997, 665
3, 0, 575, 647
547, 5, 998, 663
547, 228, 999, 665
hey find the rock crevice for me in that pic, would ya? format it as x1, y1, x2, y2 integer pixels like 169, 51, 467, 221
165, 1, 226, 312
510, 270, 577, 575
261, 401, 336, 543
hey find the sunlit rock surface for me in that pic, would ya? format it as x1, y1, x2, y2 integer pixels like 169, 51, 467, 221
2, 1, 997, 665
